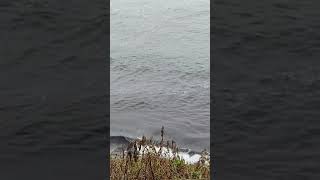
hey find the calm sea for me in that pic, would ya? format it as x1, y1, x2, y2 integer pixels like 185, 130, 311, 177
111, 0, 210, 151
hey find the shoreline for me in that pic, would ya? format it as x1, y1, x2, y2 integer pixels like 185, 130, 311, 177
110, 127, 211, 179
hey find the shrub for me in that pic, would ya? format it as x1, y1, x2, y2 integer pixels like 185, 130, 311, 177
110, 127, 210, 179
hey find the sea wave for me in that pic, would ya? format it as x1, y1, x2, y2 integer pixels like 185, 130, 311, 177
110, 136, 210, 164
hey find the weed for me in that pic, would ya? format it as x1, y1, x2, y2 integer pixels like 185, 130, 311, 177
110, 127, 210, 179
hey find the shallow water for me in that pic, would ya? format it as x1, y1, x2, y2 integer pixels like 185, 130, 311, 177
110, 0, 210, 151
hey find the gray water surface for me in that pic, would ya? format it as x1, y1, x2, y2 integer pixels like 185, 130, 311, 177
111, 0, 210, 151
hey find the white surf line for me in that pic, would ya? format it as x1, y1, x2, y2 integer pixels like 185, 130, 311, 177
123, 144, 210, 165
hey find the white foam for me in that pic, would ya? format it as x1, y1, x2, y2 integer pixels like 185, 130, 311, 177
132, 145, 209, 165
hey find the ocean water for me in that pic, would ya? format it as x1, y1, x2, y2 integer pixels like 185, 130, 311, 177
110, 0, 210, 151
0, 0, 107, 179
213, 0, 320, 179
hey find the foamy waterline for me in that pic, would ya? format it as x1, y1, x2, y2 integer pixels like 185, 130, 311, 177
110, 136, 210, 165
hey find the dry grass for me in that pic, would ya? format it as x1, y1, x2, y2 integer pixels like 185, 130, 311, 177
110, 127, 210, 179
